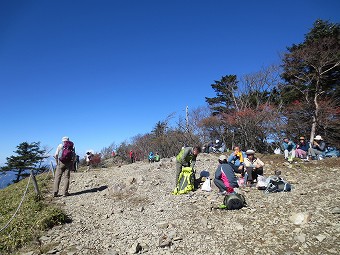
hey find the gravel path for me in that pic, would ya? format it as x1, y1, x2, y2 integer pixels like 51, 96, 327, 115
21, 154, 340, 255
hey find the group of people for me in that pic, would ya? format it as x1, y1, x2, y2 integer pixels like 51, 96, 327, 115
128, 150, 161, 163
202, 139, 226, 153
148, 151, 160, 163
174, 145, 264, 195
53, 134, 328, 198
214, 147, 264, 194
282, 135, 326, 161
53, 136, 95, 197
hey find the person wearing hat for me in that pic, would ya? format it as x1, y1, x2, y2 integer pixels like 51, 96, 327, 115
213, 154, 239, 195
296, 136, 309, 159
282, 138, 296, 162
243, 150, 264, 186
308, 135, 326, 160
85, 151, 93, 171
53, 136, 75, 197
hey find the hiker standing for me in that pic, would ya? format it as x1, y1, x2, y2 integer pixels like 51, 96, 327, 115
85, 151, 93, 171
73, 155, 80, 172
175, 146, 201, 187
53, 136, 75, 197
129, 150, 135, 163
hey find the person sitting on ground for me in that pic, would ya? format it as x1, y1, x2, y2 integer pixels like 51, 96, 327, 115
211, 139, 221, 153
148, 151, 154, 163
202, 142, 211, 153
227, 146, 245, 173
175, 145, 201, 187
243, 149, 265, 186
154, 152, 160, 162
295, 136, 309, 159
282, 137, 296, 162
214, 155, 239, 195
308, 135, 326, 160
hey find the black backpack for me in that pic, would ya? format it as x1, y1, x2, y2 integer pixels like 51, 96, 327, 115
264, 176, 292, 193
223, 193, 246, 210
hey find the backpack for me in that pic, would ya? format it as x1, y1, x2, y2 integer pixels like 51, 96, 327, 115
172, 167, 195, 195
223, 193, 246, 210
59, 141, 75, 164
264, 176, 291, 193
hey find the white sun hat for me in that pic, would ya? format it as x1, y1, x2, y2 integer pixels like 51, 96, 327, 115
314, 135, 323, 140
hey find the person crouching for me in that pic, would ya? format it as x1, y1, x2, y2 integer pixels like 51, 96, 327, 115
214, 155, 239, 195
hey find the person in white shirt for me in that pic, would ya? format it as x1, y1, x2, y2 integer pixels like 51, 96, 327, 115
53, 136, 74, 197
243, 149, 265, 186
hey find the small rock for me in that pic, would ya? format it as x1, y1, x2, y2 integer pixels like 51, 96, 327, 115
234, 223, 244, 231
331, 207, 340, 214
156, 221, 169, 229
289, 212, 310, 225
294, 233, 306, 242
159, 234, 172, 248
315, 234, 326, 242
127, 242, 142, 254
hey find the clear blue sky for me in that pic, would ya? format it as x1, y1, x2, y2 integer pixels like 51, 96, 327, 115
0, 0, 339, 164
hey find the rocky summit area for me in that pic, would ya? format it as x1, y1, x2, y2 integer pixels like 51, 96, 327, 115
21, 153, 340, 255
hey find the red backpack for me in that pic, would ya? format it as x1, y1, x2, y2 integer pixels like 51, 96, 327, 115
59, 141, 75, 164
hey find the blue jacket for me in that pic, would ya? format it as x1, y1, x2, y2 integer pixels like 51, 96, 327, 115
282, 141, 296, 151
227, 151, 246, 167
297, 142, 309, 152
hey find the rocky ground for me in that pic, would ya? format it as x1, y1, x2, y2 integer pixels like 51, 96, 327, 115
20, 153, 340, 255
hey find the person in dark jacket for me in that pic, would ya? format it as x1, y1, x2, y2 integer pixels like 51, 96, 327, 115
296, 136, 309, 159
214, 155, 239, 195
308, 135, 326, 160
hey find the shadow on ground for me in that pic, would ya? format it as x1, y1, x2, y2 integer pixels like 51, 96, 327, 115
69, 185, 108, 196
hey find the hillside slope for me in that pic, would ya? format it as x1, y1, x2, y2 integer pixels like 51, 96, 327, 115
21, 154, 340, 255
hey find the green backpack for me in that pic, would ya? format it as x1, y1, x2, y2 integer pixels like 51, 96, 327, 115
172, 167, 195, 195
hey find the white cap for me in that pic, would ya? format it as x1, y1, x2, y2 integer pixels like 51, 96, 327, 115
314, 135, 323, 140
246, 149, 255, 155
62, 136, 69, 142
219, 155, 227, 161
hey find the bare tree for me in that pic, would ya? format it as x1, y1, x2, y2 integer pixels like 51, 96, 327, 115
281, 20, 340, 145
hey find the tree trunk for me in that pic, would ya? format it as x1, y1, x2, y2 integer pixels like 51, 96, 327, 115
309, 92, 319, 147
